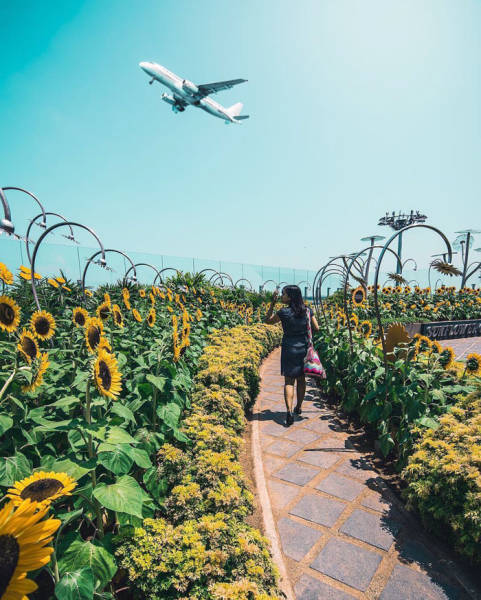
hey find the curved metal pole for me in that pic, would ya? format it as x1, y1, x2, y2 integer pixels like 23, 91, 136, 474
25, 212, 76, 265
235, 278, 253, 290
217, 271, 234, 286
434, 278, 444, 292
373, 224, 452, 376
317, 266, 347, 327
0, 187, 14, 234
30, 222, 106, 310
401, 257, 418, 271
344, 246, 402, 351
2, 187, 47, 234
408, 279, 419, 286
82, 249, 138, 290
312, 255, 349, 312
124, 262, 163, 286
278, 281, 289, 289
210, 271, 234, 288
464, 261, 481, 287
260, 279, 277, 292
152, 267, 181, 286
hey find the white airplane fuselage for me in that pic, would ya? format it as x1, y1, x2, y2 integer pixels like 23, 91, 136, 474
139, 62, 239, 123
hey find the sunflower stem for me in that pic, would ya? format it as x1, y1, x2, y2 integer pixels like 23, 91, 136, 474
85, 380, 105, 538
0, 367, 18, 402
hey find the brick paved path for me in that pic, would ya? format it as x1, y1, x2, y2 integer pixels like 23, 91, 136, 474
449, 336, 481, 359
254, 348, 478, 600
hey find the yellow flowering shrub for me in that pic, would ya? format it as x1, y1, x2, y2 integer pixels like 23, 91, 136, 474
116, 323, 283, 598
402, 386, 481, 562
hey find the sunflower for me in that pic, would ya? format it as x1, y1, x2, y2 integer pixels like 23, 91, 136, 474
47, 277, 59, 288
0, 262, 14, 285
17, 329, 39, 363
56, 276, 66, 284
85, 288, 93, 298
132, 308, 142, 322
149, 292, 155, 305
360, 320, 372, 338
147, 307, 156, 327
196, 308, 203, 321
387, 272, 408, 285
122, 289, 131, 311
19, 267, 41, 280
72, 307, 88, 328
415, 335, 432, 353
112, 304, 124, 327
7, 471, 77, 508
465, 353, 481, 376
96, 301, 111, 322
431, 340, 442, 355
439, 347, 455, 370
0, 499, 60, 600
98, 337, 112, 353
62, 285, 71, 292
103, 292, 111, 305
30, 310, 56, 341
350, 286, 366, 306
22, 352, 49, 393
0, 296, 21, 333
430, 259, 462, 277
85, 317, 104, 353
139, 289, 146, 298
93, 348, 122, 399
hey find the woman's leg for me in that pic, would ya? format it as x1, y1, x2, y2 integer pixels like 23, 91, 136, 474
284, 376, 295, 413
295, 374, 306, 412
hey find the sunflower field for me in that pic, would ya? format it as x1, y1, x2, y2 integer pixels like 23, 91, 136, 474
0, 261, 281, 600
314, 297, 481, 563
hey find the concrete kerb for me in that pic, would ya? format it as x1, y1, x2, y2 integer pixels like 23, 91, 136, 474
252, 352, 294, 600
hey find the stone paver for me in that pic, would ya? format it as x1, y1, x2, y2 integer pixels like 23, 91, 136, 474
380, 564, 462, 599
339, 508, 400, 551
449, 336, 481, 359
315, 472, 364, 501
311, 537, 383, 591
254, 347, 476, 599
278, 517, 323, 561
274, 462, 320, 486
294, 573, 357, 600
289, 492, 346, 527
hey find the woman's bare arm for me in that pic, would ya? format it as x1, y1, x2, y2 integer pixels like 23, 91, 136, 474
265, 291, 281, 324
311, 312, 320, 332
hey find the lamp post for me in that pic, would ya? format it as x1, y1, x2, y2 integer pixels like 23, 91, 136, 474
378, 211, 427, 274
454, 229, 481, 288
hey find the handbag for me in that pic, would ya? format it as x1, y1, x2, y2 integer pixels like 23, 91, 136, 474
304, 308, 326, 378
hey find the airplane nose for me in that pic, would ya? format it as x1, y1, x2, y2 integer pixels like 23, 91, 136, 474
139, 61, 149, 71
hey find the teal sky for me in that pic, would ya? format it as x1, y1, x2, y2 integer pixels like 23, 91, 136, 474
1, 0, 480, 277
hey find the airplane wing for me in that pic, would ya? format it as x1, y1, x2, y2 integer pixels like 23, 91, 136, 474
197, 79, 247, 97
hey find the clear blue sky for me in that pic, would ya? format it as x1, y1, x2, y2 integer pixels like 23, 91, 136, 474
1, 0, 480, 275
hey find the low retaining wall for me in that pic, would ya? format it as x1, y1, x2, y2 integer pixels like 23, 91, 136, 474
404, 319, 481, 340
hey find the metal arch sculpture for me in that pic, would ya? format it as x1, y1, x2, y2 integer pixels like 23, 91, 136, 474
372, 224, 453, 373
235, 278, 253, 290
0, 186, 47, 238
402, 257, 418, 272
25, 212, 77, 265
124, 262, 163, 286
344, 245, 402, 352
317, 266, 348, 327
153, 267, 182, 286
210, 271, 234, 288
82, 249, 138, 291
0, 188, 14, 235
30, 221, 106, 311
312, 255, 351, 315
260, 279, 278, 292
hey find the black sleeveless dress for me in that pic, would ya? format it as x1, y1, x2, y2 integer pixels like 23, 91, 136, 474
276, 306, 311, 377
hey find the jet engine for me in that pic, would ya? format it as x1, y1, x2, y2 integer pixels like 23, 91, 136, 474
182, 79, 199, 95
161, 93, 176, 106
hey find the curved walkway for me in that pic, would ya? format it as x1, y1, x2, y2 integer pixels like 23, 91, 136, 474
252, 348, 479, 600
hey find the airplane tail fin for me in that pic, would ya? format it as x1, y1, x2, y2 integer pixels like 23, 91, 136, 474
226, 102, 244, 117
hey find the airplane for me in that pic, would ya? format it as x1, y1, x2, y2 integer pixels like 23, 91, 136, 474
139, 61, 249, 124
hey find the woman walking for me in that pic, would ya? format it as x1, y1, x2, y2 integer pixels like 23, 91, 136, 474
265, 285, 320, 426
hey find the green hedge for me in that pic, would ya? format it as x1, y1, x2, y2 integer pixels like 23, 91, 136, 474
116, 324, 284, 599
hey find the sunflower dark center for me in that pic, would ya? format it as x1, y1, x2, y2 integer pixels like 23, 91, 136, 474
0, 302, 14, 326
114, 311, 121, 324
35, 317, 50, 336
467, 358, 479, 371
20, 478, 63, 502
88, 327, 101, 349
0, 534, 19, 596
75, 312, 86, 326
98, 361, 112, 390
99, 306, 110, 320
148, 314, 153, 324
22, 336, 37, 360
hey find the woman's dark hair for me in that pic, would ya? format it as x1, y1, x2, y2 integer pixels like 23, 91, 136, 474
282, 285, 307, 318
